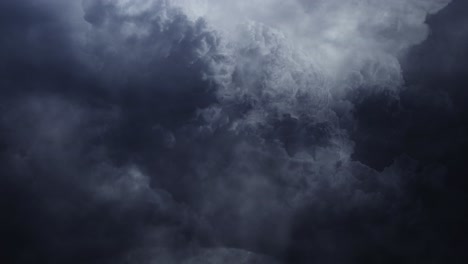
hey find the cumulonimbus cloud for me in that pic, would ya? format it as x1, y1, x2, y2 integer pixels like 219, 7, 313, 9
79, 0, 453, 254
80, 0, 451, 126
0, 0, 457, 263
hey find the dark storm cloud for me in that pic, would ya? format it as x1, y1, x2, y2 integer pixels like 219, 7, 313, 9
352, 0, 468, 170
0, 1, 222, 263
1, 0, 467, 264
350, 0, 468, 261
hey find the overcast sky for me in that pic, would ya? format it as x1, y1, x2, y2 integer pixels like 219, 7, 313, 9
1, 0, 468, 263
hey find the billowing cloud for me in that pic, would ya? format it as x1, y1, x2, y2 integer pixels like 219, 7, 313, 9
2, 0, 468, 263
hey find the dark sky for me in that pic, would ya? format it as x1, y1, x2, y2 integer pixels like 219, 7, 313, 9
1, 0, 467, 263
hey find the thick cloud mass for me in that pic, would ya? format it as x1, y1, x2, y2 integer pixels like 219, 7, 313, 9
1, 0, 468, 263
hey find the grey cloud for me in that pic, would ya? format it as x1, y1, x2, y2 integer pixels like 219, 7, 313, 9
1, 0, 468, 264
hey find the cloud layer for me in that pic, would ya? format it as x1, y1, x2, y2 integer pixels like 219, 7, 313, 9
2, 0, 468, 263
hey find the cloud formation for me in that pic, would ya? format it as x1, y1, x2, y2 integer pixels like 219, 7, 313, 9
2, 0, 468, 263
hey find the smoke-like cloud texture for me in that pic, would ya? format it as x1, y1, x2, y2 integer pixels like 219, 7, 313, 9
1, 0, 468, 263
